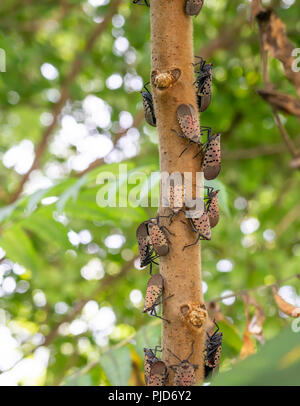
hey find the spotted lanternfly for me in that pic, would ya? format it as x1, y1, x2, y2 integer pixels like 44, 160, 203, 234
141, 82, 156, 127
203, 133, 221, 180
136, 221, 159, 273
168, 342, 198, 386
144, 346, 161, 385
147, 217, 173, 257
148, 360, 168, 386
185, 0, 204, 16
136, 221, 152, 264
194, 57, 213, 112
143, 274, 173, 323
204, 322, 223, 378
183, 203, 211, 250
162, 178, 185, 224
143, 274, 164, 314
205, 186, 220, 228
132, 0, 150, 6
172, 104, 202, 157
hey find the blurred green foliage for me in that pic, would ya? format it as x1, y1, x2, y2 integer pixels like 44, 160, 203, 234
0, 0, 299, 386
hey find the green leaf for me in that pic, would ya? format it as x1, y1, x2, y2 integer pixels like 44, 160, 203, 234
212, 327, 300, 386
99, 346, 132, 386
26, 188, 50, 215
57, 175, 88, 212
20, 210, 71, 250
64, 374, 93, 386
218, 320, 243, 353
0, 225, 40, 272
135, 322, 161, 359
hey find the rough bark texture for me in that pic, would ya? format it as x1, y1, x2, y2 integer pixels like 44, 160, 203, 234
150, 0, 207, 385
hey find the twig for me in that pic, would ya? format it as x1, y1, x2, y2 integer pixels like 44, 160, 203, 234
275, 201, 300, 237
206, 272, 300, 305
272, 109, 299, 158
9, 0, 123, 203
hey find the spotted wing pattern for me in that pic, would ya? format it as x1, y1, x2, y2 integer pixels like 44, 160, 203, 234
203, 134, 221, 180
169, 184, 185, 213
143, 274, 164, 312
144, 348, 158, 385
141, 87, 156, 127
148, 221, 169, 256
148, 361, 168, 386
207, 191, 219, 228
195, 62, 213, 112
173, 363, 196, 386
185, 0, 204, 16
176, 104, 201, 144
136, 222, 151, 264
204, 326, 223, 378
193, 210, 211, 240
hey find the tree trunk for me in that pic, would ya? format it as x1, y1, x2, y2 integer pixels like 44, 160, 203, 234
150, 0, 207, 385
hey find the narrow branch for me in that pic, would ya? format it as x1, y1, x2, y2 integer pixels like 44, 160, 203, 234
207, 272, 300, 305
275, 201, 300, 237
272, 109, 299, 158
9, 0, 122, 203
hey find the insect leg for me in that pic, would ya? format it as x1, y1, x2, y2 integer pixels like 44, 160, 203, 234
150, 307, 170, 324
183, 232, 201, 250
171, 128, 186, 140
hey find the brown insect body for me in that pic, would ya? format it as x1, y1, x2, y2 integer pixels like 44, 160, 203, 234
141, 83, 156, 127
144, 346, 161, 385
204, 323, 223, 378
185, 0, 204, 16
147, 218, 170, 256
175, 104, 201, 144
162, 181, 185, 223
168, 343, 198, 386
203, 133, 221, 180
194, 57, 213, 112
143, 274, 164, 313
136, 221, 152, 264
183, 203, 211, 250
205, 187, 219, 228
148, 360, 168, 386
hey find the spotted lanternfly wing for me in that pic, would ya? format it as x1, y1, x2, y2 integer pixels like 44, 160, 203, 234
144, 348, 159, 385
204, 327, 223, 378
141, 85, 156, 127
185, 0, 204, 16
148, 220, 169, 256
203, 134, 221, 180
176, 104, 201, 144
136, 221, 151, 266
169, 183, 185, 213
207, 190, 219, 228
193, 209, 211, 240
173, 362, 197, 386
195, 61, 213, 112
143, 274, 164, 313
148, 361, 168, 386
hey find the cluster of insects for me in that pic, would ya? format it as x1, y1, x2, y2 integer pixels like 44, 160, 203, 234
144, 323, 223, 386
133, 0, 223, 386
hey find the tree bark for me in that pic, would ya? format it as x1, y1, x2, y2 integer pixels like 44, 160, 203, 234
150, 0, 207, 385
